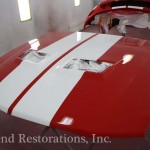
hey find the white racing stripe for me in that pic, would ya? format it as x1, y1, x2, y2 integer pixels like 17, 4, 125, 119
0, 32, 95, 112
112, 6, 126, 9
128, 6, 143, 10
12, 34, 122, 126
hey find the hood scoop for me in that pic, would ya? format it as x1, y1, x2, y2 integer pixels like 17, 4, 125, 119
64, 59, 113, 73
19, 50, 49, 63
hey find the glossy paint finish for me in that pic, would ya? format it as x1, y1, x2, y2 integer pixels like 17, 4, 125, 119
0, 32, 96, 113
84, 0, 150, 28
1, 32, 150, 139
10, 34, 120, 126
51, 37, 150, 137
0, 32, 72, 82
0, 32, 121, 123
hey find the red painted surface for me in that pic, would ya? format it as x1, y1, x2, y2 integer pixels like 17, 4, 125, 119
7, 33, 98, 115
84, 0, 150, 28
1, 31, 150, 138
50, 37, 150, 138
0, 32, 72, 82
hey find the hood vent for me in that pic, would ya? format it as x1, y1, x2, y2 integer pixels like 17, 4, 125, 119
64, 59, 113, 73
19, 51, 49, 63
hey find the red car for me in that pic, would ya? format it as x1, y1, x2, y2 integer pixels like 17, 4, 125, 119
0, 0, 150, 149
84, 0, 150, 39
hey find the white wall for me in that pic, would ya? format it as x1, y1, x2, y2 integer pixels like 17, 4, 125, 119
0, 0, 93, 56
94, 0, 101, 6
93, 0, 103, 24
